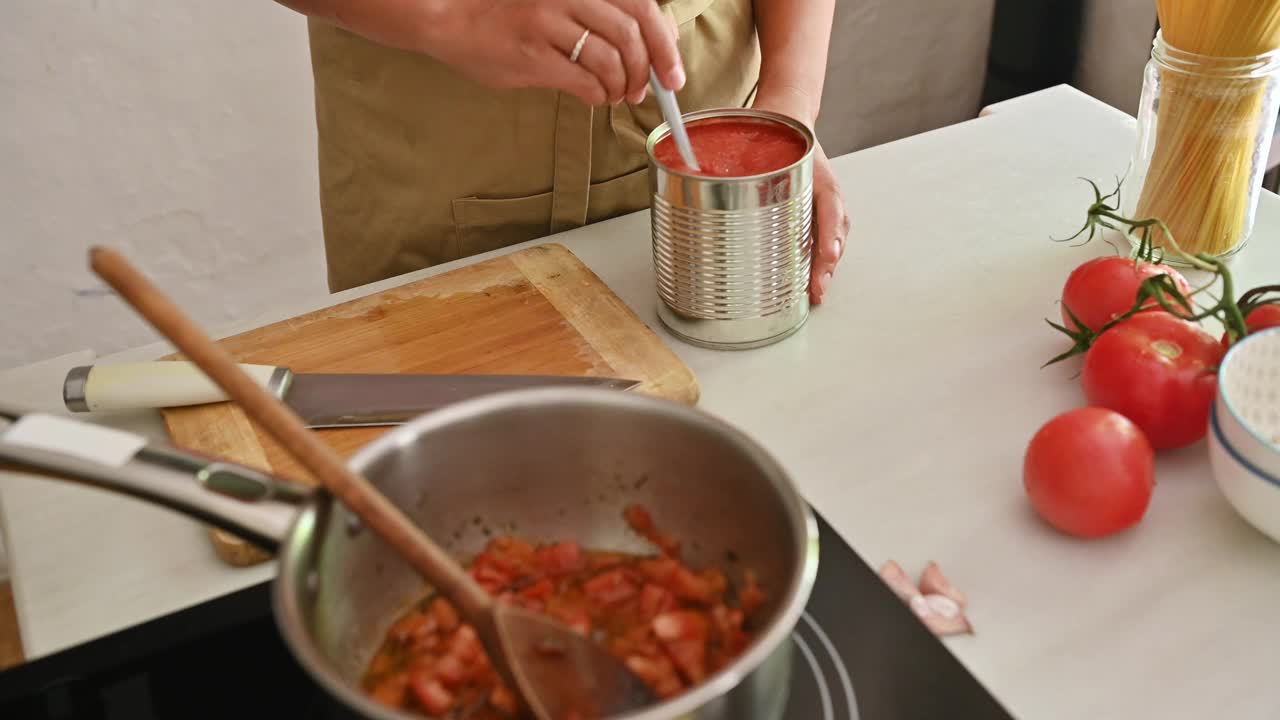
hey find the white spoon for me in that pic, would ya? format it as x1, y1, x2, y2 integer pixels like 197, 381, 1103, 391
650, 67, 701, 172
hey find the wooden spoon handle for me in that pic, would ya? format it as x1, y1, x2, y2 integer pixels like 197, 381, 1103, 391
89, 246, 493, 617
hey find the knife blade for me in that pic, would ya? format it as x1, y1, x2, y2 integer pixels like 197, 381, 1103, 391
62, 362, 641, 428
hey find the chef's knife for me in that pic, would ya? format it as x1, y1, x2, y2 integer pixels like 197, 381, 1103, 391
62, 362, 642, 428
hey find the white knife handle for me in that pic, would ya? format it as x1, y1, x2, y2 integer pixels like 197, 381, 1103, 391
63, 362, 291, 412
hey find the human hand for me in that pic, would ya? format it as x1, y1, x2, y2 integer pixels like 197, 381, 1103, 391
421, 0, 685, 106
804, 145, 849, 305
751, 92, 849, 305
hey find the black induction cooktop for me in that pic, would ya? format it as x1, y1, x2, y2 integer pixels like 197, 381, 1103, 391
0, 510, 1015, 720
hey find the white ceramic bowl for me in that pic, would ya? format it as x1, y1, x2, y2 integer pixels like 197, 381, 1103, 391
1208, 326, 1280, 543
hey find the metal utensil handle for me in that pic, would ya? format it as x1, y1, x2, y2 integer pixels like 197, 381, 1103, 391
0, 405, 308, 551
650, 68, 700, 172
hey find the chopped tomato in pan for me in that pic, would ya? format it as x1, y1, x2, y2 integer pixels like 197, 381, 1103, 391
363, 504, 765, 719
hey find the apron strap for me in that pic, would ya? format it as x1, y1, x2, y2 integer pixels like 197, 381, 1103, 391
549, 93, 594, 233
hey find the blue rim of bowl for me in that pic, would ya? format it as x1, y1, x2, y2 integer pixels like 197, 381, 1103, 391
1211, 401, 1280, 488
1218, 325, 1280, 455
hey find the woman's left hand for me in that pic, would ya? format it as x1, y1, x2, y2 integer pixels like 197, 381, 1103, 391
751, 92, 849, 305
804, 143, 849, 305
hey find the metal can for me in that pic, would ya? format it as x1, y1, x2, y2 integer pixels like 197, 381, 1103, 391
647, 108, 814, 350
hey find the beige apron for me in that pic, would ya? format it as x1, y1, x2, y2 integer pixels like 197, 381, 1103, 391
306, 0, 761, 292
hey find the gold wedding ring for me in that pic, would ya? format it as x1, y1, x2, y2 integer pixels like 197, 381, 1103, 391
570, 29, 590, 63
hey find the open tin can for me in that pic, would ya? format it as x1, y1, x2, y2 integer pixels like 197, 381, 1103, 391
647, 108, 815, 350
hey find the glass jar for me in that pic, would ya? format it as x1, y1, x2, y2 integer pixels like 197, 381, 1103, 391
1123, 30, 1280, 263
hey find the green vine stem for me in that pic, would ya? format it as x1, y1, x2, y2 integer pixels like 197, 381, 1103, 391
1237, 284, 1280, 320
1044, 178, 1258, 366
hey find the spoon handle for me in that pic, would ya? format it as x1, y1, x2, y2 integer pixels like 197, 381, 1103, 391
88, 246, 494, 619
649, 68, 700, 172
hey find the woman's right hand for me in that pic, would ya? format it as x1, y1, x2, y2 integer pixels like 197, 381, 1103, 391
418, 0, 686, 106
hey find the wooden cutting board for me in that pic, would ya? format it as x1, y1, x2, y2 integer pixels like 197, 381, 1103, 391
159, 243, 698, 567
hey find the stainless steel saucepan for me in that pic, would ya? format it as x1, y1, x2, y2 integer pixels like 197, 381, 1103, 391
0, 387, 819, 720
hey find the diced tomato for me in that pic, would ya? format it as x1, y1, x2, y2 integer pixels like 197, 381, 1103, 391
738, 570, 765, 616
624, 504, 681, 557
536, 541, 584, 575
551, 606, 593, 637
388, 610, 435, 645
667, 566, 715, 604
625, 654, 685, 699
407, 632, 442, 655
367, 649, 397, 678
584, 568, 639, 606
409, 673, 455, 715
711, 604, 748, 655
448, 625, 483, 664
639, 556, 678, 583
363, 506, 769, 713
624, 504, 654, 532
489, 684, 519, 715
640, 583, 676, 619
487, 536, 536, 567
653, 610, 708, 642
653, 610, 709, 683
433, 654, 468, 687
638, 557, 713, 603
587, 551, 629, 571
569, 615, 592, 636
369, 672, 409, 708
519, 578, 555, 601
472, 561, 516, 591
701, 568, 728, 596
429, 597, 460, 632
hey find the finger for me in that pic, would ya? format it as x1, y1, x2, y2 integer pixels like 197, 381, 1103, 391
574, 31, 628, 103
573, 0, 650, 104
546, 19, 622, 105
537, 48, 609, 106
610, 0, 684, 92
809, 187, 846, 305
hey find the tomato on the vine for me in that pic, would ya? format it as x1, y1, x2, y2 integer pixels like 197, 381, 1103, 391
1023, 407, 1155, 539
1220, 304, 1280, 346
1081, 312, 1223, 450
1060, 256, 1192, 333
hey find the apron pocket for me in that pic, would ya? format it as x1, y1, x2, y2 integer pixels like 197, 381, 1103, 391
452, 191, 554, 258
587, 166, 651, 222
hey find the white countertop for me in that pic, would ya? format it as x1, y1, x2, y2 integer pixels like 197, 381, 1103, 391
3, 85, 1279, 719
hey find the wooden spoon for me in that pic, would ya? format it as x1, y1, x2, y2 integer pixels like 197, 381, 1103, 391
89, 246, 656, 720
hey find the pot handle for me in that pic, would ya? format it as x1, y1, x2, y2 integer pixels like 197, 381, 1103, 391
0, 405, 310, 552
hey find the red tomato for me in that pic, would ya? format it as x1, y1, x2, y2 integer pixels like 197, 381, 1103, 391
408, 673, 454, 715
428, 597, 459, 633
518, 578, 554, 602
1060, 256, 1192, 333
738, 570, 765, 616
653, 611, 709, 683
1081, 312, 1223, 449
1023, 408, 1155, 539
624, 654, 684, 699
535, 541, 584, 575
639, 583, 676, 619
583, 568, 639, 606
1221, 304, 1280, 346
489, 685, 518, 715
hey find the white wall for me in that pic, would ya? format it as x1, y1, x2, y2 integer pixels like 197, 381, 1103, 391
0, 1, 327, 371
